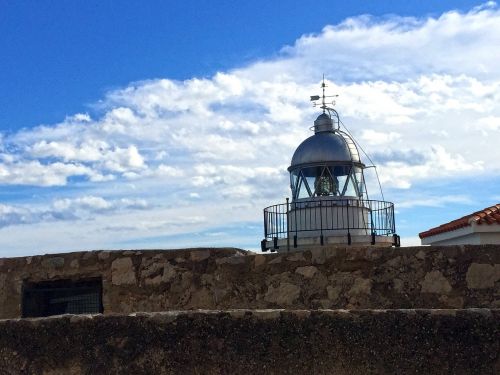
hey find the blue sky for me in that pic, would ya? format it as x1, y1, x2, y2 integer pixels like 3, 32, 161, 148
0, 1, 499, 255
0, 0, 484, 130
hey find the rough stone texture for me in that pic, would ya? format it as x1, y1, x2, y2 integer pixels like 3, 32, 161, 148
111, 257, 136, 286
264, 282, 301, 305
295, 265, 318, 278
190, 249, 211, 262
466, 263, 500, 289
420, 270, 452, 294
0, 245, 499, 318
0, 309, 497, 375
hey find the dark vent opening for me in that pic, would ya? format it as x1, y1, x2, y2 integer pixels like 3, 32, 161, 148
22, 278, 103, 318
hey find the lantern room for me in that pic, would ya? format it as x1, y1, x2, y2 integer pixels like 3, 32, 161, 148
289, 112, 365, 201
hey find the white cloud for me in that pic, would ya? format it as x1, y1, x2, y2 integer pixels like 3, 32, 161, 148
0, 160, 99, 186
0, 196, 149, 229
377, 145, 483, 189
30, 140, 108, 162
475, 116, 500, 133
360, 129, 401, 146
396, 194, 473, 209
260, 2, 500, 82
0, 204, 32, 227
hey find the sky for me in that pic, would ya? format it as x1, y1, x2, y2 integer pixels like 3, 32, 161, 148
0, 0, 499, 255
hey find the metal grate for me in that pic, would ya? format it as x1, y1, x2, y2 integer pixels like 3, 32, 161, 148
22, 278, 103, 318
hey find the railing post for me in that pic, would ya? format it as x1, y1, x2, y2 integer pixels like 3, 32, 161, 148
286, 198, 290, 252
261, 239, 267, 252
319, 200, 324, 246
391, 203, 396, 234
369, 203, 375, 237
346, 200, 350, 246
263, 210, 268, 241
294, 200, 298, 245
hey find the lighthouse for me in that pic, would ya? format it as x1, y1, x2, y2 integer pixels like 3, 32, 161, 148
262, 81, 399, 252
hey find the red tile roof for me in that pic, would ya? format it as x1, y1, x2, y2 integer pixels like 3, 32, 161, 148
419, 204, 500, 239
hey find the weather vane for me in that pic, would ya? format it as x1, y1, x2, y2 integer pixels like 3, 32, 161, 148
310, 75, 339, 113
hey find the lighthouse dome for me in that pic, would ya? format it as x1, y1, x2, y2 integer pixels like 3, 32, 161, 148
289, 114, 361, 169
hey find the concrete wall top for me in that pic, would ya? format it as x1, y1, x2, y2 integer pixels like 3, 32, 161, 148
0, 309, 498, 374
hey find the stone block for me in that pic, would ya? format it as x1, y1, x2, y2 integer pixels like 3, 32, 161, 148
253, 255, 267, 268
287, 253, 305, 262
295, 266, 318, 279
98, 251, 110, 260
393, 278, 404, 292
348, 278, 372, 296
268, 256, 282, 264
216, 256, 246, 265
111, 257, 136, 286
264, 282, 300, 306
326, 285, 341, 302
162, 263, 178, 283
466, 263, 500, 289
415, 250, 426, 260
145, 275, 162, 286
41, 257, 65, 268
420, 271, 452, 294
190, 250, 211, 262
309, 248, 326, 264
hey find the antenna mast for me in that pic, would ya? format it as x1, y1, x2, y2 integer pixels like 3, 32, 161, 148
321, 74, 326, 113
310, 76, 339, 128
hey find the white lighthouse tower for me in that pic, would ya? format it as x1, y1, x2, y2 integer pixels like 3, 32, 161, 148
262, 81, 399, 252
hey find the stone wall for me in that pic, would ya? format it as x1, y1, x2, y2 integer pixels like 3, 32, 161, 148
1, 245, 500, 319
0, 309, 498, 374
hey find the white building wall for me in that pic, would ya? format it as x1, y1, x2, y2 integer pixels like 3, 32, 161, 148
478, 232, 500, 245
425, 233, 481, 246
421, 223, 500, 246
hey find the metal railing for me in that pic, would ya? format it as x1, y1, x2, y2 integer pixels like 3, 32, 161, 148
263, 198, 395, 241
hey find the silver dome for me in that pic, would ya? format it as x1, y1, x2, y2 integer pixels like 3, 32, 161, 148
290, 132, 353, 168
